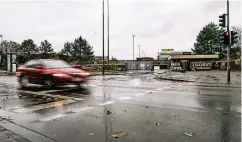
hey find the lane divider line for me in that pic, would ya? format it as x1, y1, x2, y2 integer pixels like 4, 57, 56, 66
99, 101, 114, 106
134, 93, 144, 96
39, 114, 66, 122
119, 97, 132, 100
70, 107, 94, 113
155, 88, 163, 91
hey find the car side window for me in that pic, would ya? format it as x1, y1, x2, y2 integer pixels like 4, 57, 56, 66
25, 61, 42, 68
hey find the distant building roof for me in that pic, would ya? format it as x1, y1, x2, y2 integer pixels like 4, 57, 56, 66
168, 54, 219, 60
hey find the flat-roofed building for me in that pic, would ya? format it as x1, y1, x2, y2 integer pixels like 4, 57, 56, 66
168, 53, 219, 71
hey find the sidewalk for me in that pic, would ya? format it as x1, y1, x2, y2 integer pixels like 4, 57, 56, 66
0, 125, 30, 142
154, 70, 241, 85
0, 69, 7, 75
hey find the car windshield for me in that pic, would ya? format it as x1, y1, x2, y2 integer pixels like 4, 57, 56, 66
43, 60, 71, 69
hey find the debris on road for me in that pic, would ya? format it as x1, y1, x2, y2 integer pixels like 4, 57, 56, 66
172, 116, 178, 119
148, 112, 155, 115
142, 105, 149, 108
112, 132, 127, 138
155, 122, 162, 126
184, 132, 193, 137
122, 109, 128, 112
89, 133, 94, 136
107, 110, 112, 114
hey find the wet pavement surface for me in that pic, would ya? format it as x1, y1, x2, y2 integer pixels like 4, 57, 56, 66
0, 72, 241, 142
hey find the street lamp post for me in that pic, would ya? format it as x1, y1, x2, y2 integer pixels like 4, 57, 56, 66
0, 35, 3, 63
138, 45, 141, 58
142, 51, 144, 58
107, 0, 110, 66
102, 0, 105, 75
132, 35, 136, 61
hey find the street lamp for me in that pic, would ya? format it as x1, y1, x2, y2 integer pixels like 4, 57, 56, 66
0, 35, 3, 63
142, 51, 144, 58
132, 35, 136, 61
138, 45, 141, 58
107, 0, 110, 66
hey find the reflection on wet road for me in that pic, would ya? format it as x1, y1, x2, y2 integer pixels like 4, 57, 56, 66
0, 74, 241, 142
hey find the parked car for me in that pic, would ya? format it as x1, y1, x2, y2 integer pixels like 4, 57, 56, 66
16, 59, 90, 89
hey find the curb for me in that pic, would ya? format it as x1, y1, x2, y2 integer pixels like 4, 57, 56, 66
155, 77, 195, 82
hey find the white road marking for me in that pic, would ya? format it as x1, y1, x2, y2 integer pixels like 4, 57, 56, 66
119, 97, 132, 100
11, 99, 76, 113
72, 98, 84, 101
39, 114, 66, 122
99, 101, 114, 106
0, 110, 15, 118
135, 93, 144, 96
88, 84, 98, 87
155, 88, 163, 91
70, 107, 94, 113
163, 86, 171, 89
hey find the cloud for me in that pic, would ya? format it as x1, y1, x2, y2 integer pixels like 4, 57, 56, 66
0, 0, 241, 60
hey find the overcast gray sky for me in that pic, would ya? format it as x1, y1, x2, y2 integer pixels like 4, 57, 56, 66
0, 0, 241, 60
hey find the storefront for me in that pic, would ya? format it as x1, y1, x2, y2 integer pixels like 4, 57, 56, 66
168, 54, 219, 71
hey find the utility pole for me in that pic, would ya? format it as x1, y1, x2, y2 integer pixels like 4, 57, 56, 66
138, 45, 141, 58
227, 0, 230, 83
102, 0, 105, 75
0, 35, 2, 63
107, 0, 110, 66
132, 35, 135, 61
142, 51, 144, 58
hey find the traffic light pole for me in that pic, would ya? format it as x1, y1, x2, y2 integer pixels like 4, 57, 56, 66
226, 0, 230, 83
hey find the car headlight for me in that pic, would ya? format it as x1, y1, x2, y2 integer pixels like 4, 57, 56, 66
53, 74, 69, 77
81, 72, 90, 76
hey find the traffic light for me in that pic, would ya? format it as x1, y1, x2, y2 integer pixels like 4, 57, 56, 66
219, 14, 226, 28
220, 31, 230, 45
231, 31, 238, 45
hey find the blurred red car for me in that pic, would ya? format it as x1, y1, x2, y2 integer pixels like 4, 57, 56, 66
16, 59, 90, 89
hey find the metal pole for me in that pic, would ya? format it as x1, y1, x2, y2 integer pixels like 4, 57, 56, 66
0, 35, 2, 62
102, 0, 105, 75
107, 0, 110, 66
142, 51, 144, 57
138, 45, 141, 58
132, 35, 135, 61
227, 0, 230, 83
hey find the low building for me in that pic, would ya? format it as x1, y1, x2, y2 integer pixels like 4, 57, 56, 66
168, 53, 219, 71
157, 49, 192, 69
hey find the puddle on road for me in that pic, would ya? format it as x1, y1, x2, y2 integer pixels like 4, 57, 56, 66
0, 91, 64, 111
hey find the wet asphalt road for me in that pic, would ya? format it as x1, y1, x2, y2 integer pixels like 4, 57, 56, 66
0, 72, 241, 142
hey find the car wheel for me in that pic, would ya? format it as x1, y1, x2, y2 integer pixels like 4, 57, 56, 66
43, 79, 55, 89
19, 76, 29, 88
